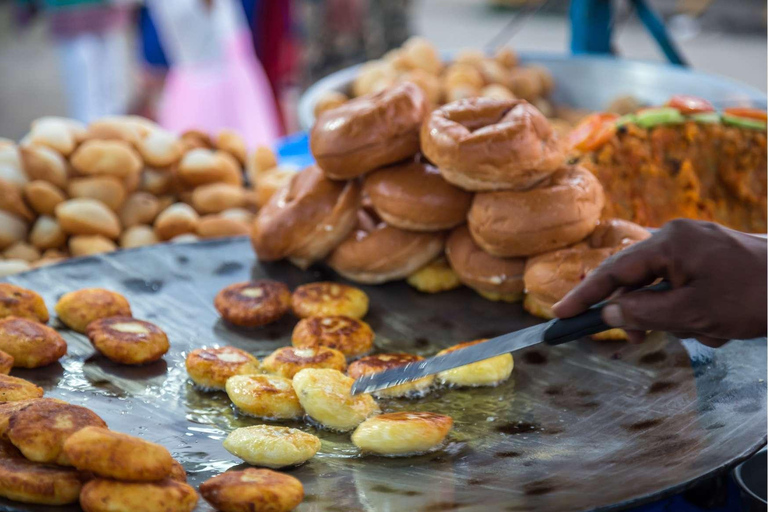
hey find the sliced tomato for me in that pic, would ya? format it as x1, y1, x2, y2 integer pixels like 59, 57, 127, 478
666, 95, 715, 114
723, 107, 767, 122
568, 113, 618, 152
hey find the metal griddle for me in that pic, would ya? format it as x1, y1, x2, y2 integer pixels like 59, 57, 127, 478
0, 237, 765, 512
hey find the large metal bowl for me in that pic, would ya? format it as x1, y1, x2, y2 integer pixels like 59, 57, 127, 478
298, 52, 767, 130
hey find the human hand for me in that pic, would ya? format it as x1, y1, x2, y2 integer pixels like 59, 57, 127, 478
552, 219, 767, 347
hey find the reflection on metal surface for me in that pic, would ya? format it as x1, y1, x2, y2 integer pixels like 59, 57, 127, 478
1, 237, 765, 512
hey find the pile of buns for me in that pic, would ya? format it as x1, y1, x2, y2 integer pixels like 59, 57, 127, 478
0, 115, 292, 277
313, 37, 555, 119
253, 81, 651, 334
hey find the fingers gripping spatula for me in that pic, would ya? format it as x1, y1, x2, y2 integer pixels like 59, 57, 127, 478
350, 281, 671, 396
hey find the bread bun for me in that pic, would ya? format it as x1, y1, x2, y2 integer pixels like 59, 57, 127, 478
327, 210, 445, 284
28, 216, 67, 251
215, 129, 247, 165
68, 177, 126, 211
177, 149, 242, 187
0, 211, 28, 250
310, 82, 427, 180
314, 91, 349, 118
154, 203, 199, 241
251, 166, 360, 267
23, 181, 66, 216
445, 225, 525, 302
69, 235, 117, 257
3, 242, 40, 263
468, 165, 605, 257
70, 140, 142, 179
55, 198, 121, 239
191, 183, 245, 214
364, 159, 472, 231
137, 129, 183, 167
421, 98, 565, 191
523, 218, 651, 320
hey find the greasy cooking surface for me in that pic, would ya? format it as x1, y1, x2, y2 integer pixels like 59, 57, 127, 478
1, 237, 765, 512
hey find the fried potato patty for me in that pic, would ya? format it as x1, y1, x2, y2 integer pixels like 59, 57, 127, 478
79, 478, 198, 512
200, 468, 303, 512
261, 346, 346, 379
55, 288, 131, 333
436, 339, 514, 387
7, 400, 106, 465
0, 374, 43, 403
0, 284, 49, 323
185, 346, 260, 391
225, 375, 303, 420
169, 459, 187, 482
292, 369, 379, 432
0, 350, 12, 374
0, 317, 66, 368
351, 412, 453, 456
0, 440, 87, 505
0, 399, 65, 439
291, 315, 374, 358
86, 316, 169, 365
63, 426, 173, 481
406, 257, 462, 293
348, 353, 434, 398
223, 425, 321, 468
291, 282, 368, 319
214, 280, 291, 327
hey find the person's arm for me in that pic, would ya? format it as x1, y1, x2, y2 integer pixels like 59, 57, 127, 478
552, 219, 767, 347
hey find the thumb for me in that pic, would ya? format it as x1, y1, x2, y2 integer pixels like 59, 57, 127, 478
602, 288, 693, 333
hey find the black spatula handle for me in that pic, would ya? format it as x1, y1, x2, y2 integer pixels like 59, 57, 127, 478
542, 281, 672, 346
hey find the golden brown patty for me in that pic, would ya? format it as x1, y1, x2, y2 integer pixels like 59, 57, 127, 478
348, 353, 434, 398
291, 315, 374, 359
225, 375, 304, 420
0, 399, 65, 439
291, 282, 369, 319
0, 317, 67, 368
7, 400, 107, 465
55, 288, 132, 333
185, 346, 260, 391
351, 412, 453, 456
169, 459, 187, 482
0, 284, 48, 323
86, 316, 169, 365
214, 280, 291, 327
79, 478, 198, 512
199, 468, 304, 512
0, 374, 44, 403
0, 440, 87, 505
261, 346, 347, 379
0, 350, 13, 374
63, 426, 173, 481
436, 340, 514, 387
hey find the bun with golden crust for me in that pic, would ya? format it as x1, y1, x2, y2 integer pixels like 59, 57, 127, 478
420, 98, 565, 191
468, 165, 605, 258
310, 83, 427, 180
364, 158, 472, 231
327, 210, 445, 284
523, 218, 651, 320
251, 166, 360, 268
445, 225, 525, 302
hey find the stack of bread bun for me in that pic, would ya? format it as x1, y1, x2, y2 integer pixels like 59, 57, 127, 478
253, 80, 651, 338
0, 115, 291, 277
313, 37, 555, 120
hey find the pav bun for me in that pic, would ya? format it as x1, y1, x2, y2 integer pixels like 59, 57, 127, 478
468, 165, 605, 257
310, 82, 427, 180
523, 218, 651, 326
420, 98, 565, 191
445, 225, 525, 302
327, 210, 445, 284
363, 159, 472, 231
251, 165, 360, 268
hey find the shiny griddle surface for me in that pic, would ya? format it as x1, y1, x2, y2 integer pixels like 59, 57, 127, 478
1, 237, 765, 512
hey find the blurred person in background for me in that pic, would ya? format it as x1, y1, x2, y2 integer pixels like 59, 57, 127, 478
14, 0, 134, 124
145, 0, 281, 148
